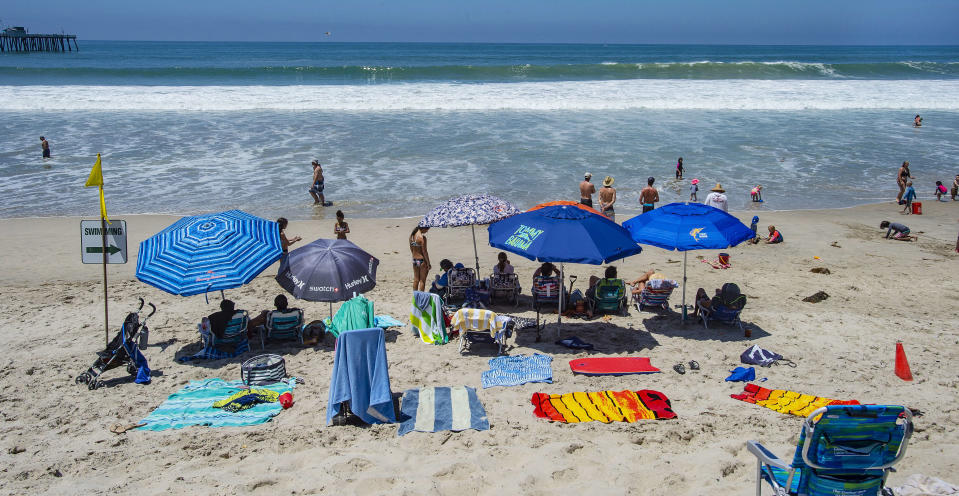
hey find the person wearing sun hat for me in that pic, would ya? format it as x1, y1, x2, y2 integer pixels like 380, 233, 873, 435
599, 176, 617, 222
704, 183, 728, 212
689, 178, 700, 201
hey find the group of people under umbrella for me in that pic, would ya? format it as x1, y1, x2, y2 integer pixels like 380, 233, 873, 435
132, 196, 755, 352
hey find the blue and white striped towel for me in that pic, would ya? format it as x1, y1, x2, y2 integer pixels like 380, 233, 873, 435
481, 353, 553, 389
397, 386, 489, 436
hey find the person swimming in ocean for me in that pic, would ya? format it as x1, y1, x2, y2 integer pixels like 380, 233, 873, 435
914, 115, 922, 127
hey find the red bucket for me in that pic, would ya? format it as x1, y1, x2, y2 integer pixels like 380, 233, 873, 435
911, 202, 922, 215
718, 252, 730, 265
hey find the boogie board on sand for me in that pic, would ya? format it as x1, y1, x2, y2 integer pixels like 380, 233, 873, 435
569, 357, 660, 376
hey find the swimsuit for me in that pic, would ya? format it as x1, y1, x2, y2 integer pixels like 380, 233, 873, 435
310, 180, 324, 193
413, 259, 426, 267
580, 198, 593, 207
642, 204, 654, 213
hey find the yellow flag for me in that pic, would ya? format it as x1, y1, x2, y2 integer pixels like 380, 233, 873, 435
84, 154, 109, 223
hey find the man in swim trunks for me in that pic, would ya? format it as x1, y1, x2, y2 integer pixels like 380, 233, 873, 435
896, 161, 912, 202
599, 176, 617, 222
309, 160, 326, 205
40, 136, 50, 159
579, 172, 596, 207
639, 177, 659, 213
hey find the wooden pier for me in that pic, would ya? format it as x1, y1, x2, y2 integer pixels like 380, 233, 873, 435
0, 27, 78, 52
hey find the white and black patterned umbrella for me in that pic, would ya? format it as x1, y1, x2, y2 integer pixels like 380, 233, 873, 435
418, 194, 521, 273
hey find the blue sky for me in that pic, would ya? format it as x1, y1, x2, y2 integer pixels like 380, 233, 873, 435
4, 0, 959, 44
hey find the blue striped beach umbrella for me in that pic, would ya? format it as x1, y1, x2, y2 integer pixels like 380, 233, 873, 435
136, 210, 282, 297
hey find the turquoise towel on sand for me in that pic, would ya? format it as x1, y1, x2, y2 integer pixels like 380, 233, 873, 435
139, 378, 295, 431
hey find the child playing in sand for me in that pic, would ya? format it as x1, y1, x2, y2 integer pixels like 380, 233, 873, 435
935, 181, 948, 201
901, 181, 917, 213
765, 225, 782, 244
750, 185, 763, 202
689, 179, 699, 201
880, 221, 916, 241
333, 210, 350, 239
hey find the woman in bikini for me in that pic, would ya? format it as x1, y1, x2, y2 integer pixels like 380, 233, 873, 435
897, 161, 912, 202
277, 217, 302, 255
409, 226, 431, 291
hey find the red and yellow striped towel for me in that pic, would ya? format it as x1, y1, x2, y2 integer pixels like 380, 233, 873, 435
531, 390, 676, 423
731, 383, 859, 417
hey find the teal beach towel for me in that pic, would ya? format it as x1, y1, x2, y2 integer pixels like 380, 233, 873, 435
139, 378, 295, 431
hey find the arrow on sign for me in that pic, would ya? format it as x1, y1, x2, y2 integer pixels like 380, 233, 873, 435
86, 245, 121, 255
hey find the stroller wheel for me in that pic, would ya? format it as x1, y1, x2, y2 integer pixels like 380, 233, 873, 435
88, 380, 101, 391
75, 373, 89, 385
127, 363, 138, 376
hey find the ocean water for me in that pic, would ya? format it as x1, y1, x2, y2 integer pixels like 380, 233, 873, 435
1, 42, 958, 220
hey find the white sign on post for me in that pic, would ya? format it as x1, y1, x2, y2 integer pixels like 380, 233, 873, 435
81, 219, 128, 264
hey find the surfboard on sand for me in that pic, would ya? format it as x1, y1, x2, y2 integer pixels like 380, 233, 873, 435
569, 357, 661, 376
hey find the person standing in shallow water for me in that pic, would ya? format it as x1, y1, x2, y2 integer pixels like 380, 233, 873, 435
639, 177, 659, 213
309, 160, 326, 205
40, 137, 51, 159
675, 157, 683, 179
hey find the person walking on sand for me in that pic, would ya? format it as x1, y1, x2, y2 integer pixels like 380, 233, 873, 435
309, 160, 326, 205
409, 226, 431, 291
639, 177, 659, 213
40, 136, 50, 159
704, 183, 728, 212
675, 157, 684, 179
897, 161, 912, 203
579, 172, 596, 208
333, 210, 350, 239
599, 176, 617, 222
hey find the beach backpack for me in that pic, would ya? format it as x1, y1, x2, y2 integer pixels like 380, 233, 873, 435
719, 283, 746, 310
741, 345, 785, 367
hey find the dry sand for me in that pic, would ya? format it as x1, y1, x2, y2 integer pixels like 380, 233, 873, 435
0, 202, 957, 495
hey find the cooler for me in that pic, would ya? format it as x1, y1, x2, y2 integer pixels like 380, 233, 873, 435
912, 201, 922, 215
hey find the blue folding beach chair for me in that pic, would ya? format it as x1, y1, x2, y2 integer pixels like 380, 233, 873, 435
262, 308, 305, 347
746, 405, 913, 496
203, 310, 250, 355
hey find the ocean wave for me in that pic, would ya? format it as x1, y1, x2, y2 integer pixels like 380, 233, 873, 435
4, 79, 959, 111
0, 60, 957, 85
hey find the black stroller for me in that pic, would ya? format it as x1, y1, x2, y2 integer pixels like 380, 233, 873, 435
75, 298, 156, 391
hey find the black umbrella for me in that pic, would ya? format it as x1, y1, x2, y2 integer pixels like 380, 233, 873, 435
276, 239, 379, 314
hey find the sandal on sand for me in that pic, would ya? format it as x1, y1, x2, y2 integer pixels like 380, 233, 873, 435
673, 363, 686, 374
110, 422, 146, 434
689, 360, 700, 371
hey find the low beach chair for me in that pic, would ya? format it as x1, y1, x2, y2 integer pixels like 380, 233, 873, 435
699, 283, 746, 332
531, 275, 563, 329
450, 307, 512, 354
635, 279, 678, 312
588, 278, 628, 316
445, 267, 477, 303
746, 404, 913, 496
202, 310, 251, 356
262, 308, 304, 347
490, 273, 520, 306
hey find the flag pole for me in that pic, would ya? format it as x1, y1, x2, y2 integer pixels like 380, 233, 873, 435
101, 215, 109, 347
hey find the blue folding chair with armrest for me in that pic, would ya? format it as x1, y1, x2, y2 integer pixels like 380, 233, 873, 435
746, 404, 913, 496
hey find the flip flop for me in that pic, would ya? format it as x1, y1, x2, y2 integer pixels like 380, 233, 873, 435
673, 363, 686, 374
689, 360, 700, 371
110, 422, 146, 434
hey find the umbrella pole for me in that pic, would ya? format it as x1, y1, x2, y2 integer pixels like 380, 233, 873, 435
682, 251, 688, 323
329, 302, 333, 319
558, 263, 564, 326
471, 224, 480, 275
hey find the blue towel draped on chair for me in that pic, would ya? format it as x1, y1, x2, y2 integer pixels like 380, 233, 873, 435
326, 327, 396, 425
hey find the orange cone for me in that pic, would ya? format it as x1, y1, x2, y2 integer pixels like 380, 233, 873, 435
895, 341, 913, 381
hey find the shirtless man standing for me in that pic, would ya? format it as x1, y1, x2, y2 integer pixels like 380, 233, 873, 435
639, 176, 659, 213
309, 160, 326, 205
40, 136, 51, 159
579, 172, 596, 207
599, 176, 617, 222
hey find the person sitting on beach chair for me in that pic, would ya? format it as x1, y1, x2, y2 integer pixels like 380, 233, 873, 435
697, 283, 747, 331
880, 221, 916, 241
631, 270, 679, 311
429, 259, 455, 295
587, 266, 628, 316
248, 294, 305, 348
198, 299, 250, 356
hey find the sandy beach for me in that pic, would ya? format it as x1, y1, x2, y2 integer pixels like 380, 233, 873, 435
0, 201, 957, 495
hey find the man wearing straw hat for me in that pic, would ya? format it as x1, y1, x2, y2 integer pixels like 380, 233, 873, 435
704, 183, 728, 212
599, 176, 617, 221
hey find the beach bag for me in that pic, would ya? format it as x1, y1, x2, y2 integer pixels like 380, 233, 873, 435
720, 283, 746, 309
740, 345, 783, 367
241, 354, 287, 386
